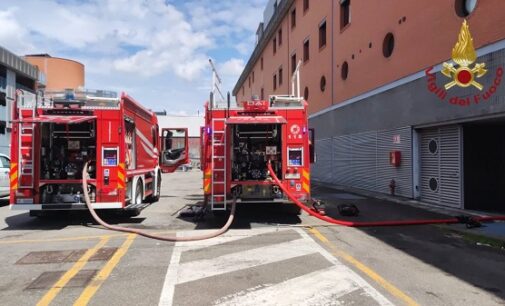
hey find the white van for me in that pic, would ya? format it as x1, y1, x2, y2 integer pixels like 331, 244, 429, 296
0, 153, 10, 198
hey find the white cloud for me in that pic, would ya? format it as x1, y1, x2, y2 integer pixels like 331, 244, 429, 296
0, 8, 34, 54
0, 0, 269, 113
220, 58, 245, 77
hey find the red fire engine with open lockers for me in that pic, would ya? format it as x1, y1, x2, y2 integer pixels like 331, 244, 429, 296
201, 95, 315, 212
9, 89, 188, 216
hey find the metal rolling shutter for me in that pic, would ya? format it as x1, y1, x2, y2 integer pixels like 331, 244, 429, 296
332, 134, 353, 186
313, 127, 413, 198
311, 138, 332, 183
420, 126, 462, 208
348, 131, 377, 191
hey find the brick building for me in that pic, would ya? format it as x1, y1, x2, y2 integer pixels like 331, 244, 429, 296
234, 0, 505, 212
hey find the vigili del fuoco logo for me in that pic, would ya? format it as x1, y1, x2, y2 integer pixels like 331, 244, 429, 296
425, 20, 503, 106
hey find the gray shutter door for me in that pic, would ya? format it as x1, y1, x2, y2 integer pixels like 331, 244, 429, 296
420, 126, 462, 208
313, 127, 413, 198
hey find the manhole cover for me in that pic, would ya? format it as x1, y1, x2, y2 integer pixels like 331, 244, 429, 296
17, 248, 117, 265
25, 270, 98, 290
16, 250, 74, 265
65, 247, 118, 262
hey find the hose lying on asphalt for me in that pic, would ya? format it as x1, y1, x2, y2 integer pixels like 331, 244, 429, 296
82, 162, 235, 241
267, 161, 505, 227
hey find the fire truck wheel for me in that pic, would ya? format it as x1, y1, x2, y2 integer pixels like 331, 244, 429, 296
135, 180, 143, 205
147, 172, 161, 203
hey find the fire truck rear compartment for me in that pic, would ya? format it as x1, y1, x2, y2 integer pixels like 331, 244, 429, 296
231, 124, 283, 200
39, 121, 97, 204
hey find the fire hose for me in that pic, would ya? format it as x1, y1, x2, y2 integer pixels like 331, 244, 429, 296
267, 161, 505, 227
82, 162, 236, 241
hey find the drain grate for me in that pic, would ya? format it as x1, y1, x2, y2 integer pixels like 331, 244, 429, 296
25, 270, 98, 290
16, 248, 118, 265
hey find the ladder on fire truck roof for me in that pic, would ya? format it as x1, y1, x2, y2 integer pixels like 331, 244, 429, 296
17, 91, 36, 188
211, 118, 227, 211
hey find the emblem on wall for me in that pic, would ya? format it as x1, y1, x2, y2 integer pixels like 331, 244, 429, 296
441, 20, 487, 90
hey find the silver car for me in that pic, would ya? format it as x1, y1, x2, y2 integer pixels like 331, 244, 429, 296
0, 153, 10, 198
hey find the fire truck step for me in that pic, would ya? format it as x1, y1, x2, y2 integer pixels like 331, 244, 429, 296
214, 169, 225, 171
145, 177, 154, 184
213, 156, 225, 158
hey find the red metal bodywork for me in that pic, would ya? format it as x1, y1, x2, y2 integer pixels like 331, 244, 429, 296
201, 98, 312, 208
9, 91, 186, 211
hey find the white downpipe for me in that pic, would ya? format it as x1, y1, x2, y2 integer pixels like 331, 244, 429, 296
291, 60, 302, 98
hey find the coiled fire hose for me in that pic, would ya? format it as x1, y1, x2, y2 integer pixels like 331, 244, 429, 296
82, 162, 236, 241
267, 161, 505, 227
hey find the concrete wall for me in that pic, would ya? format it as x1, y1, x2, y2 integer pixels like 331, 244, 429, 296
0, 70, 16, 156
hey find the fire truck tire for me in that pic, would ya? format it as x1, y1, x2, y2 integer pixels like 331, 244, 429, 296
135, 180, 143, 205
147, 171, 161, 203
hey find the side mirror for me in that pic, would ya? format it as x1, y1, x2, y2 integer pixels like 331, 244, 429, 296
160, 128, 189, 173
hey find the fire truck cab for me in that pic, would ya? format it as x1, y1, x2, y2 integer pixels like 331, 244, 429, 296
202, 95, 314, 212
9, 89, 188, 216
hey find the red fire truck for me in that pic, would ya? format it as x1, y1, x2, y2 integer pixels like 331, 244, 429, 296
201, 95, 314, 212
9, 89, 188, 216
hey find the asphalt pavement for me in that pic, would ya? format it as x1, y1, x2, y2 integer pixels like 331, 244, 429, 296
0, 170, 504, 306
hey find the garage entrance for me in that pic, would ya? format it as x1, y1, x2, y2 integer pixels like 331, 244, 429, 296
463, 119, 505, 212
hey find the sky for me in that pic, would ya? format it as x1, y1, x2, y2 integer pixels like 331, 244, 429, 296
0, 0, 268, 115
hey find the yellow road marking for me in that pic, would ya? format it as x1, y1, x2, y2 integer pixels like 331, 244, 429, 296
308, 227, 420, 306
0, 234, 126, 245
73, 234, 136, 306
36, 236, 110, 306
0, 230, 177, 245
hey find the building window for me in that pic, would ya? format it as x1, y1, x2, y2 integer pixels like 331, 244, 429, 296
0, 121, 6, 135
383, 33, 395, 58
304, 87, 309, 100
341, 61, 349, 80
291, 53, 297, 74
279, 67, 283, 85
273, 74, 277, 90
261, 57, 264, 70
248, 76, 251, 88
341, 0, 350, 30
303, 0, 309, 12
319, 20, 327, 48
242, 86, 244, 95
455, 0, 478, 17
291, 8, 296, 29
320, 76, 326, 92
261, 87, 264, 100
0, 92, 6, 106
273, 37, 277, 54
303, 39, 310, 62
278, 29, 282, 46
